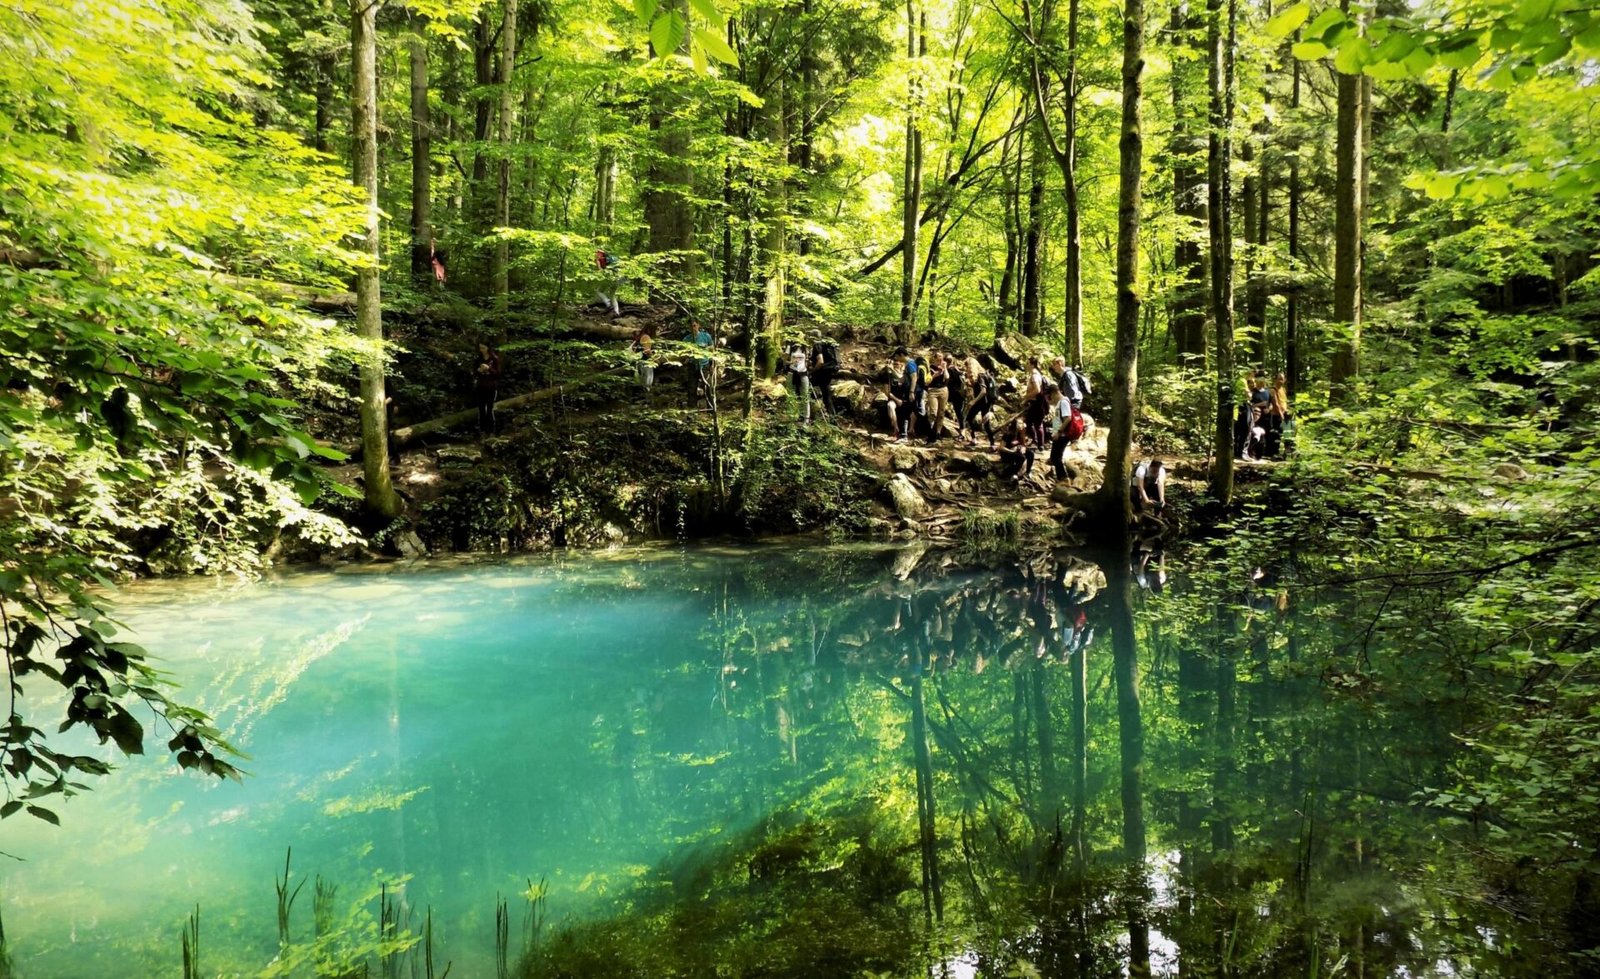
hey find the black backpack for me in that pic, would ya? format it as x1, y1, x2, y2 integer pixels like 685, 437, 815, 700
816, 341, 840, 369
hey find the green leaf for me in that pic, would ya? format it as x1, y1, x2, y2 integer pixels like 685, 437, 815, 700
1264, 2, 1311, 38
687, 0, 724, 27
1372, 31, 1417, 62
1518, 0, 1555, 24
1292, 40, 1331, 59
695, 26, 738, 66
1305, 7, 1346, 38
107, 709, 145, 757
633, 0, 658, 27
1438, 33, 1484, 69
26, 805, 60, 826
1402, 45, 1435, 75
1334, 37, 1372, 73
650, 11, 685, 55
0, 800, 22, 818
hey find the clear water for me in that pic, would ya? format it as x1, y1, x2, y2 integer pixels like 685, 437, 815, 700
0, 546, 1544, 977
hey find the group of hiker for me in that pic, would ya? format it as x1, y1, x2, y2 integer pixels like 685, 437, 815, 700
876, 350, 1093, 487
1235, 370, 1292, 460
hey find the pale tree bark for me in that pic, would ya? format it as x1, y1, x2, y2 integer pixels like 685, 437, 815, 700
1331, 0, 1364, 401
1021, 112, 1045, 338
760, 69, 788, 378
1096, 0, 1145, 529
410, 24, 432, 283
351, 0, 400, 519
1207, 0, 1236, 504
492, 0, 518, 307
898, 0, 924, 344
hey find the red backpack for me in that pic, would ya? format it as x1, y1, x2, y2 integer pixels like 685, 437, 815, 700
1064, 404, 1085, 442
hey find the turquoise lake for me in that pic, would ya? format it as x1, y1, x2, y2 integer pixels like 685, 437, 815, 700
0, 545, 1560, 977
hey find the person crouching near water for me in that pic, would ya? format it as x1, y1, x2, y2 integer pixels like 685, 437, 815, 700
998, 417, 1035, 484
1131, 458, 1166, 515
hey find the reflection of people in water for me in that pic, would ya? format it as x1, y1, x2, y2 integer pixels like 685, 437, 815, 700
1134, 540, 1167, 594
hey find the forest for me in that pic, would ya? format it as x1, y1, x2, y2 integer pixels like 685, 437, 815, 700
1, 0, 1599, 972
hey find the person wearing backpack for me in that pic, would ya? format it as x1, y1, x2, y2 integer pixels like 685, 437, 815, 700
1054, 356, 1091, 410
945, 353, 967, 441
812, 339, 841, 417
963, 357, 997, 448
593, 249, 621, 317
1047, 382, 1085, 481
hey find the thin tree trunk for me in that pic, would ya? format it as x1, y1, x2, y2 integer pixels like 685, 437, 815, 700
1170, 1, 1207, 364
1331, 0, 1364, 401
1022, 114, 1046, 338
1064, 0, 1083, 363
898, 0, 923, 342
351, 0, 400, 519
492, 0, 518, 306
760, 69, 788, 378
410, 26, 432, 283
315, 0, 336, 154
1208, 0, 1236, 503
1286, 37, 1301, 401
1097, 0, 1145, 528
472, 8, 493, 189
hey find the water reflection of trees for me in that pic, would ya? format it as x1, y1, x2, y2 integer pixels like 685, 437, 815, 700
527, 545, 1547, 978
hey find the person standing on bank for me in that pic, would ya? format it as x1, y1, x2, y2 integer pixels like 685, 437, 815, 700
474, 341, 502, 435
631, 328, 654, 404
787, 340, 811, 425
924, 352, 949, 443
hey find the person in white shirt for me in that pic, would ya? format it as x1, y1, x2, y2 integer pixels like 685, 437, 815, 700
1130, 459, 1167, 513
787, 342, 810, 424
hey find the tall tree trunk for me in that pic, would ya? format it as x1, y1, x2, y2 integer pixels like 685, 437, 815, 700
1170, 0, 1207, 365
1063, 0, 1083, 363
644, 0, 695, 285
315, 0, 336, 154
759, 70, 788, 378
410, 26, 432, 283
898, 0, 923, 343
997, 126, 1022, 335
351, 0, 400, 519
492, 0, 518, 306
443, 38, 464, 217
1207, 0, 1236, 503
1285, 37, 1301, 401
1022, 114, 1046, 338
594, 145, 617, 230
1097, 0, 1145, 529
1330, 0, 1364, 401
472, 9, 493, 189
798, 0, 817, 258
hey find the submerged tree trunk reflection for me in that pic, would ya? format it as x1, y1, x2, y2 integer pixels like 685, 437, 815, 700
911, 671, 945, 922
1106, 553, 1150, 978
